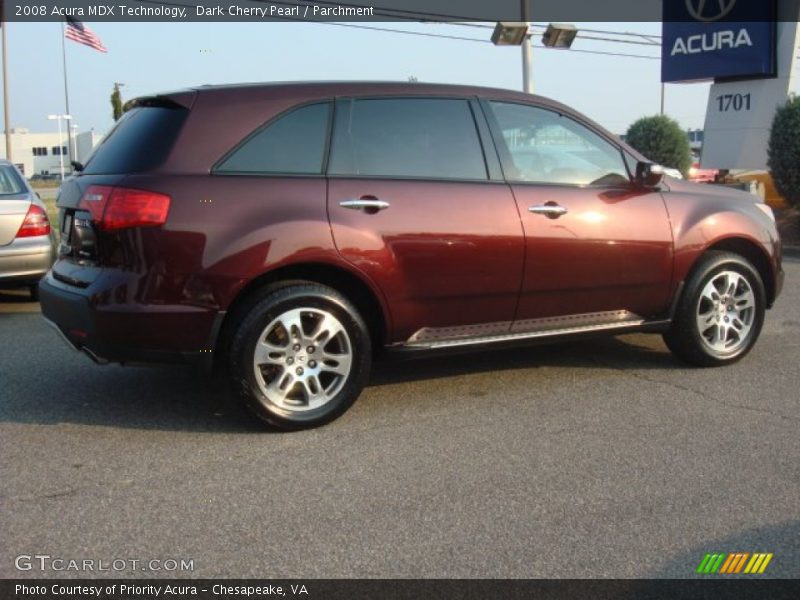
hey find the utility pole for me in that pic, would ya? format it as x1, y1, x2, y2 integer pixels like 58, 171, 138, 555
521, 0, 533, 93
660, 83, 665, 115
2, 10, 11, 161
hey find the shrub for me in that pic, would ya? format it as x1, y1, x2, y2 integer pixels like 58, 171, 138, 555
767, 95, 800, 209
625, 115, 692, 177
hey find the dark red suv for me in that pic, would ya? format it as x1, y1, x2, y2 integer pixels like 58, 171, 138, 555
39, 82, 783, 429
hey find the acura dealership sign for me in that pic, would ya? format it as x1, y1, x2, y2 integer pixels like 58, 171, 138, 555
662, 0, 800, 170
662, 0, 777, 83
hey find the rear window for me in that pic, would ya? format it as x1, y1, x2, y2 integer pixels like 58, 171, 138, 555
82, 106, 188, 175
0, 165, 25, 195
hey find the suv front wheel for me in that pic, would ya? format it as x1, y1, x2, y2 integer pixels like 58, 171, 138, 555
663, 251, 766, 367
229, 283, 372, 429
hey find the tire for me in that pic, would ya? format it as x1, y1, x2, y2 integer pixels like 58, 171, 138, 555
29, 284, 39, 302
229, 283, 372, 430
663, 251, 765, 367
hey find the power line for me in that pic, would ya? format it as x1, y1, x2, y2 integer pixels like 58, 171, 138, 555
313, 22, 661, 60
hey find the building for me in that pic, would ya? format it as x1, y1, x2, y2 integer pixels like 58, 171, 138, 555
0, 128, 104, 178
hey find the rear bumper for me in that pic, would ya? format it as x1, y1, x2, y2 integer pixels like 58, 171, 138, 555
0, 235, 55, 285
38, 272, 223, 368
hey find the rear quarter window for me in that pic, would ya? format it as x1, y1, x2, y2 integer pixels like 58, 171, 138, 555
82, 106, 188, 175
215, 102, 331, 175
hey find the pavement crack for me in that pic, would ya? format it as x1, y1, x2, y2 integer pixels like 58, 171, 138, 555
597, 362, 799, 423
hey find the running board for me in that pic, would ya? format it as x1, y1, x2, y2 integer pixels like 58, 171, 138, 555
399, 310, 663, 351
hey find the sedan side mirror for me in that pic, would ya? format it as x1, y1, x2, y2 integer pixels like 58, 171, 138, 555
635, 162, 664, 187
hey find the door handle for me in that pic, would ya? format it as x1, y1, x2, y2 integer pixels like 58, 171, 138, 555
339, 198, 391, 213
528, 204, 568, 218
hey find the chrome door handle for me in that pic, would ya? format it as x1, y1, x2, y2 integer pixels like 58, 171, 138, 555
339, 199, 391, 212
529, 204, 568, 218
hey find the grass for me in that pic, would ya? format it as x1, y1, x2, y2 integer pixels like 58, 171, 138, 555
30, 180, 62, 190
42, 196, 59, 233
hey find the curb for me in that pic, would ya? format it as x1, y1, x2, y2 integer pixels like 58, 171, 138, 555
784, 245, 800, 259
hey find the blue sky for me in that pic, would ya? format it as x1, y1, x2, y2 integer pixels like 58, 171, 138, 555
2, 20, 777, 137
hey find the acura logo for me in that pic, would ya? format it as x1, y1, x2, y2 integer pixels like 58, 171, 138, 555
686, 0, 736, 22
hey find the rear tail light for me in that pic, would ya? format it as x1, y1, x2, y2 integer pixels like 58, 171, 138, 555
79, 185, 171, 231
15, 204, 51, 238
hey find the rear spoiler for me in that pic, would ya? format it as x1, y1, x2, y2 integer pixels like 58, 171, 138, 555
122, 90, 197, 113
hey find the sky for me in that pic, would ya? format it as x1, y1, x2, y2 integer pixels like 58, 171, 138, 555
2, 20, 795, 138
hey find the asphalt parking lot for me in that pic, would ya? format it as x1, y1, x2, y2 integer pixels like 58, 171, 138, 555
1, 259, 798, 579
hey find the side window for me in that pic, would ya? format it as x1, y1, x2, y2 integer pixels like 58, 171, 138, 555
216, 102, 331, 175
329, 98, 487, 180
489, 101, 630, 187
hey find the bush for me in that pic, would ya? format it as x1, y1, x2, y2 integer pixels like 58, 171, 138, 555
767, 96, 800, 209
625, 115, 692, 177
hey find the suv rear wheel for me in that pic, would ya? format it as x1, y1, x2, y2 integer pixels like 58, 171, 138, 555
663, 251, 765, 367
229, 283, 372, 429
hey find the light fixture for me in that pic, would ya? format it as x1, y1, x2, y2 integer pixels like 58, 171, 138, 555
491, 22, 530, 46
541, 23, 578, 49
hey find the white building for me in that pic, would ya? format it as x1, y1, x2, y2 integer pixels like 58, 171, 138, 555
0, 128, 104, 178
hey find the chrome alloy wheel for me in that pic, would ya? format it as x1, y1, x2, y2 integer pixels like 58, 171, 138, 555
695, 270, 756, 354
252, 307, 353, 412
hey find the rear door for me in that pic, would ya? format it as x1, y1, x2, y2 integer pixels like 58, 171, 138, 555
483, 100, 673, 326
327, 97, 525, 343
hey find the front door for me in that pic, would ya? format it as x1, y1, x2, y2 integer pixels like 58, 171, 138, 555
484, 100, 673, 327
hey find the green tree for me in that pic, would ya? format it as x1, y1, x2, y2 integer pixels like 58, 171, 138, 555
767, 95, 800, 208
625, 115, 692, 177
110, 83, 123, 121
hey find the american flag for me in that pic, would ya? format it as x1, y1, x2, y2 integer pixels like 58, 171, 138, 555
64, 17, 107, 53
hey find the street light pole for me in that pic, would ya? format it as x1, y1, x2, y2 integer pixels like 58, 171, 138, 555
47, 113, 71, 179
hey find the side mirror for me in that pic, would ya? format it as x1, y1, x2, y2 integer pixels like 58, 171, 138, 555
635, 162, 664, 187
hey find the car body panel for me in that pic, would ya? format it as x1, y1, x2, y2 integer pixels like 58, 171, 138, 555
328, 178, 525, 342
509, 184, 674, 321
661, 178, 781, 301
0, 198, 31, 246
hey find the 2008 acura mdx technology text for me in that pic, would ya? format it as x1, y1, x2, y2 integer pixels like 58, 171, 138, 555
39, 82, 783, 429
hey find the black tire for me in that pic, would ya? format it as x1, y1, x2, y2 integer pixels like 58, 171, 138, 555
229, 283, 371, 430
29, 284, 39, 302
663, 251, 765, 367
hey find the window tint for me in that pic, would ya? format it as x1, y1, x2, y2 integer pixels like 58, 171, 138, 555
489, 102, 629, 187
216, 103, 330, 175
82, 106, 188, 175
329, 98, 487, 180
0, 165, 24, 195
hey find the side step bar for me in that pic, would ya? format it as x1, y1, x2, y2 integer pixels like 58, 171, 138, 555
398, 310, 669, 351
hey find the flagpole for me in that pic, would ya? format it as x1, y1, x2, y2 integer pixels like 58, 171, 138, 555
60, 20, 72, 170
2, 9, 11, 161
